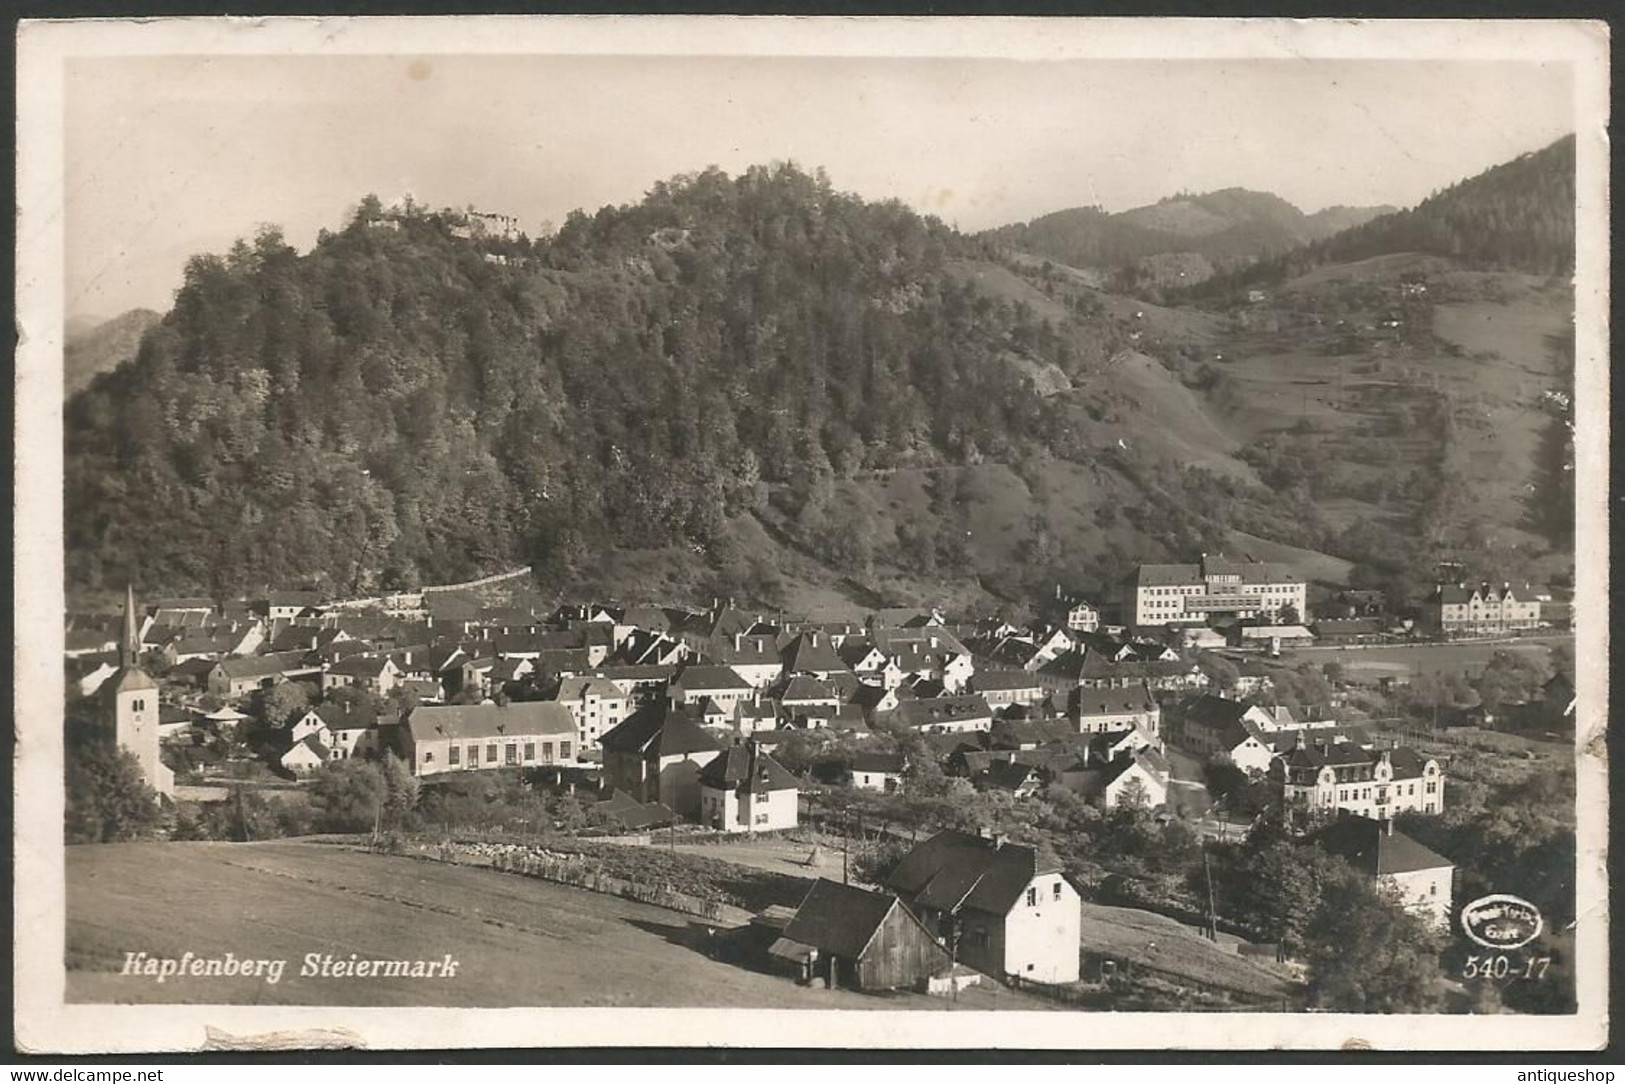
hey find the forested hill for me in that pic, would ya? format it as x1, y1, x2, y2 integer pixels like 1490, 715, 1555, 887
1186, 135, 1576, 297
982, 189, 1393, 276
66, 165, 1089, 599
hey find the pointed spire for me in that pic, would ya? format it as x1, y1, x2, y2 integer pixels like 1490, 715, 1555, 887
121, 584, 139, 668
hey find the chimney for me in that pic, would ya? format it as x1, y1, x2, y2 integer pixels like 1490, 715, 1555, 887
993, 833, 1008, 849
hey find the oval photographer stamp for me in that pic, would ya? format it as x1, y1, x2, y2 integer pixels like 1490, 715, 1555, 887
1460, 893, 1545, 951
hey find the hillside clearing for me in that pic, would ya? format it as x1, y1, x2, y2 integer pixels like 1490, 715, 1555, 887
65, 842, 1039, 1009
1077, 902, 1294, 1002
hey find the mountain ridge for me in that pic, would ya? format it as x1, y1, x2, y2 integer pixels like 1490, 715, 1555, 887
983, 187, 1395, 292
64, 145, 1573, 612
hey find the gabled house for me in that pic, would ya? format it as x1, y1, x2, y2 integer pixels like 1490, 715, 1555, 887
734, 697, 779, 735
1176, 694, 1278, 768
281, 733, 330, 775
599, 702, 725, 819
1422, 582, 1542, 636
713, 632, 785, 689
778, 631, 851, 680
975, 760, 1045, 798
849, 751, 906, 792
1312, 815, 1454, 929
207, 651, 322, 699
774, 674, 839, 712
1063, 746, 1171, 809
697, 739, 800, 833
875, 629, 975, 692
321, 654, 401, 698
885, 829, 1081, 984
1071, 683, 1161, 736
617, 629, 689, 668
850, 681, 901, 721
306, 701, 390, 760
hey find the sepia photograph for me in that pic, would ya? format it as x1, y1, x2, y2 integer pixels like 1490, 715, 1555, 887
13, 15, 1609, 1054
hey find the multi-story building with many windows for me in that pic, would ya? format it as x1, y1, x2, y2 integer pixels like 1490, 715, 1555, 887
1121, 554, 1307, 627
1268, 738, 1444, 819
1421, 582, 1542, 636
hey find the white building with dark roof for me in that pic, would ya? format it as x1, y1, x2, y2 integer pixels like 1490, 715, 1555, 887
398, 701, 579, 777
1122, 554, 1307, 627
1313, 815, 1455, 929
697, 739, 800, 833
885, 829, 1080, 983
1270, 738, 1444, 819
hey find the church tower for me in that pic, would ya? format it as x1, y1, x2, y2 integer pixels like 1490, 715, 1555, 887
102, 585, 173, 798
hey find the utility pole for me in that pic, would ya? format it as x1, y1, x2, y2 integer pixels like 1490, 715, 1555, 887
842, 813, 850, 885
1202, 846, 1218, 942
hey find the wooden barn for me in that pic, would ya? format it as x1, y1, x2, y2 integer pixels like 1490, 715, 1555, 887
775, 879, 952, 992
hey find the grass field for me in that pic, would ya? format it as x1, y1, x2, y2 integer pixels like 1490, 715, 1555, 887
1077, 903, 1294, 1002
1287, 637, 1563, 680
65, 842, 1043, 1010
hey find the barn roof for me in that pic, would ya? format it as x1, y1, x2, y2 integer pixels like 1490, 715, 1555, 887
783, 879, 902, 960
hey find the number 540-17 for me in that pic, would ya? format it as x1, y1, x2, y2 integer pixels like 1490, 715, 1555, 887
1463, 955, 1550, 980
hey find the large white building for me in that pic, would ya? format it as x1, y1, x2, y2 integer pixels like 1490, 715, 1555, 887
1269, 739, 1444, 819
1123, 554, 1307, 627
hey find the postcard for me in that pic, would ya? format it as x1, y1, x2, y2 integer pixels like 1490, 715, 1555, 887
14, 15, 1609, 1054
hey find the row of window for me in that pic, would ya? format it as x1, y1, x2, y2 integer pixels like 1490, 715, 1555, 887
426, 739, 575, 767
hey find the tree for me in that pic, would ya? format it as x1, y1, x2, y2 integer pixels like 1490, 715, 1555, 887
1303, 867, 1446, 1012
379, 749, 420, 829
1277, 603, 1301, 625
1474, 650, 1548, 714
260, 678, 312, 729
66, 744, 164, 844
1202, 753, 1248, 802
1114, 776, 1150, 811
308, 759, 389, 832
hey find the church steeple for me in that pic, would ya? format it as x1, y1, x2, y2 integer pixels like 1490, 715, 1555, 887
120, 583, 140, 669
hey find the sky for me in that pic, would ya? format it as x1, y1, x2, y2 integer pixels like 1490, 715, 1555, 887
65, 54, 1575, 321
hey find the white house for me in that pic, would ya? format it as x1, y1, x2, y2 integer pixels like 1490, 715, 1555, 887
848, 751, 906, 792
697, 740, 800, 833
320, 654, 401, 697
1314, 815, 1455, 930
281, 734, 330, 775
886, 829, 1081, 984
552, 675, 630, 751
1072, 683, 1161, 736
1063, 746, 1172, 809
